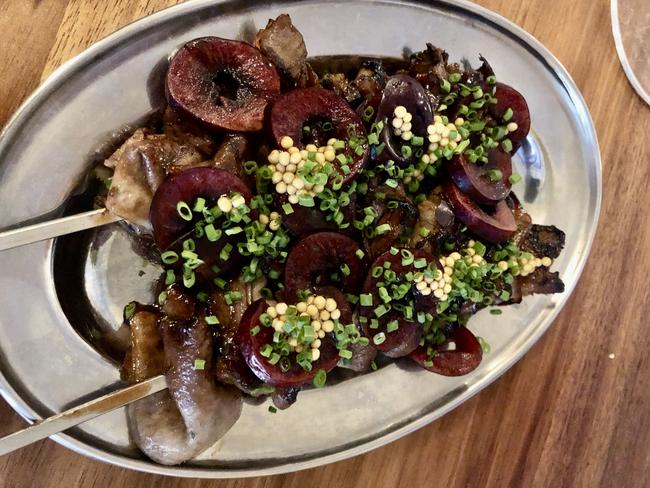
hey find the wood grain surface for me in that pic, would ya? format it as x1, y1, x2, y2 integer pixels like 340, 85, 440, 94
0, 1, 648, 487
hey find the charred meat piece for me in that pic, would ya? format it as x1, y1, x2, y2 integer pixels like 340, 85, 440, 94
122, 292, 242, 465
364, 184, 418, 260
519, 224, 566, 259
162, 107, 216, 157
254, 14, 316, 88
121, 306, 164, 384
272, 387, 300, 410
408, 43, 451, 94
321, 73, 361, 105
162, 284, 196, 322
510, 267, 565, 303
210, 278, 266, 394
211, 133, 251, 184
105, 129, 205, 228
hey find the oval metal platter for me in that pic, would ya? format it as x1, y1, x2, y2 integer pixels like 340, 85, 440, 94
0, 0, 600, 478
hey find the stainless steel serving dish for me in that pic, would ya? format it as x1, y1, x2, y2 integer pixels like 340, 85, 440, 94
0, 0, 600, 478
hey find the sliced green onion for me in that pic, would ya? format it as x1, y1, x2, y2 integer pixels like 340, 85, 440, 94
313, 369, 327, 387
509, 173, 522, 184
205, 315, 219, 325
487, 169, 503, 182
374, 304, 389, 317
503, 107, 514, 121
193, 358, 206, 370
176, 201, 193, 221
124, 302, 136, 320
161, 251, 179, 264
157, 291, 167, 305
501, 139, 513, 153
386, 320, 399, 333
376, 223, 391, 235
373, 332, 386, 345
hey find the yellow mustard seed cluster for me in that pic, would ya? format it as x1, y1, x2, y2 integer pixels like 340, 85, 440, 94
265, 295, 341, 361
496, 253, 553, 277
267, 136, 343, 204
391, 105, 414, 140
414, 267, 452, 301
426, 115, 464, 154
258, 211, 281, 231
216, 193, 246, 213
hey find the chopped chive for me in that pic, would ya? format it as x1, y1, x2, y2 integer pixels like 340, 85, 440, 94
386, 320, 399, 333
205, 315, 219, 325
360, 293, 373, 307
205, 224, 221, 242
487, 169, 503, 182
161, 251, 179, 264
413, 258, 427, 269
313, 369, 327, 387
373, 332, 386, 345
124, 302, 136, 320
374, 304, 389, 317
509, 173, 522, 184
376, 223, 391, 235
176, 201, 193, 221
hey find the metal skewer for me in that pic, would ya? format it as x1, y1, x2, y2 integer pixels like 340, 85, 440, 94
0, 209, 122, 252
0, 375, 166, 456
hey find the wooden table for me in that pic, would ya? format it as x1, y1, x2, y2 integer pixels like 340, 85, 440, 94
0, 1, 647, 486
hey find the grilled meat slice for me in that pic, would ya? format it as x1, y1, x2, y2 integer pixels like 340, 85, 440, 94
124, 291, 242, 465
162, 106, 216, 157
121, 306, 164, 384
254, 14, 316, 88
520, 224, 566, 259
104, 129, 205, 228
210, 278, 266, 394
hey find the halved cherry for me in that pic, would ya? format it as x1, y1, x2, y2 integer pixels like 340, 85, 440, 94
443, 180, 516, 244
238, 299, 339, 387
375, 75, 433, 166
489, 82, 531, 152
409, 325, 482, 376
283, 232, 367, 301
269, 87, 368, 183
277, 192, 358, 238
150, 168, 252, 278
359, 250, 440, 358
447, 149, 513, 205
166, 37, 281, 132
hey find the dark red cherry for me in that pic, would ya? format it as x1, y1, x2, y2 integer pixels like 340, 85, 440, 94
489, 82, 530, 152
409, 326, 482, 376
447, 149, 512, 205
270, 87, 368, 184
443, 180, 516, 244
238, 299, 339, 388
283, 232, 366, 301
166, 37, 281, 132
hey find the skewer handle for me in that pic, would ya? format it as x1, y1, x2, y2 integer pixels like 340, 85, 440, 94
0, 375, 167, 456
0, 209, 122, 251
